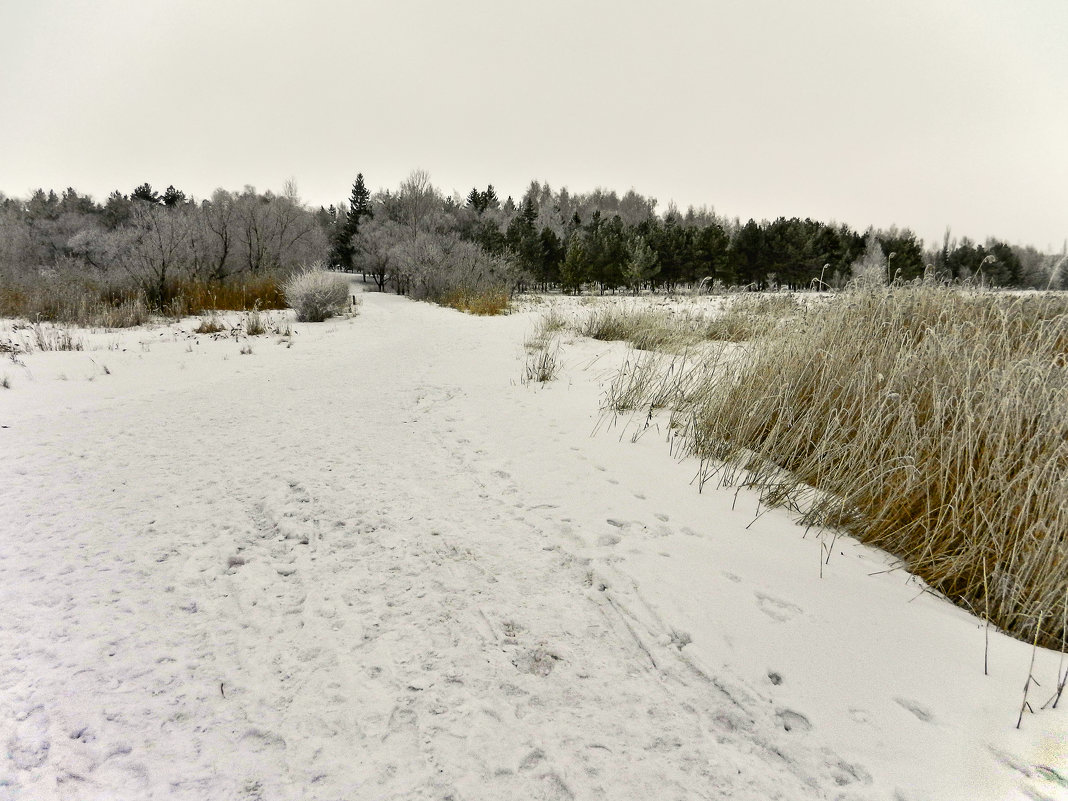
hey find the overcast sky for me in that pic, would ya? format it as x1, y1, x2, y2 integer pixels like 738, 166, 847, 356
1, 0, 1065, 250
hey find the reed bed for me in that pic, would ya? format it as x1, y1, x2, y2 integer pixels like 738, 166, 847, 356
594, 285, 1068, 649
437, 287, 512, 316
669, 286, 1068, 649
0, 272, 287, 327
577, 293, 802, 351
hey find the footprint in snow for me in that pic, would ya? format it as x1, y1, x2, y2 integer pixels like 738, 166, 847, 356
755, 592, 803, 622
512, 648, 560, 677
776, 708, 812, 733
893, 697, 935, 723
518, 748, 546, 772
848, 707, 872, 725
7, 706, 50, 770
825, 753, 873, 786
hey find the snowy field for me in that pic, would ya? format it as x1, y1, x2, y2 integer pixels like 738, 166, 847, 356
1, 286, 1065, 800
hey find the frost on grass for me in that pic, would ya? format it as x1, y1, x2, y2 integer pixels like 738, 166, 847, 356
282, 265, 350, 322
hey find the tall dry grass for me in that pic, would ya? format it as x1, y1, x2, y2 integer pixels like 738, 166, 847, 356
0, 271, 287, 327
0, 274, 151, 328
664, 286, 1068, 649
577, 293, 802, 351
164, 276, 287, 317
437, 287, 511, 316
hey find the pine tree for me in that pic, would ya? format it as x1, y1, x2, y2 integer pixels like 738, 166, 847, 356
161, 185, 187, 207
132, 183, 160, 204
626, 236, 660, 292
560, 238, 587, 294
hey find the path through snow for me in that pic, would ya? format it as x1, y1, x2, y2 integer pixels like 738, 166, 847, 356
1, 290, 1065, 800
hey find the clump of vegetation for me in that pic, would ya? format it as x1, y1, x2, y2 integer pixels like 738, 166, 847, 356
578, 305, 702, 351
438, 287, 511, 316
700, 293, 802, 341
524, 307, 568, 352
0, 273, 152, 328
164, 276, 287, 316
194, 315, 227, 334
0, 270, 289, 329
602, 350, 718, 417
29, 322, 85, 352
575, 294, 798, 352
646, 285, 1068, 650
523, 341, 561, 384
283, 265, 350, 322
244, 307, 267, 336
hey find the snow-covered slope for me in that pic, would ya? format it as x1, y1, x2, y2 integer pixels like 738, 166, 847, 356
1, 289, 1064, 800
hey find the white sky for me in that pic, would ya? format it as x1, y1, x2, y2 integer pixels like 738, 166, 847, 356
1, 0, 1065, 250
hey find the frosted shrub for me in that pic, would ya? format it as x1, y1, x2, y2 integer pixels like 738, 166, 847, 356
283, 265, 350, 322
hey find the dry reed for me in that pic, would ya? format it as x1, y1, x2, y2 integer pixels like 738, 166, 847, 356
438, 287, 511, 316
669, 286, 1068, 649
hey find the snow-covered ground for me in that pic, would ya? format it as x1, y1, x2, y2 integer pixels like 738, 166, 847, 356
1, 287, 1065, 800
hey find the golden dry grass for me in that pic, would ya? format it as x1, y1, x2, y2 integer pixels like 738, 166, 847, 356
577, 293, 802, 351
676, 286, 1068, 649
167, 276, 288, 316
438, 287, 511, 316
0, 272, 287, 327
596, 285, 1068, 649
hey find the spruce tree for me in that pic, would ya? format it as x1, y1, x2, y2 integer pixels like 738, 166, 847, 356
331, 174, 374, 272
466, 188, 482, 213
347, 174, 373, 231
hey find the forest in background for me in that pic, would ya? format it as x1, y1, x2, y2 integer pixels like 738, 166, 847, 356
1, 170, 1065, 324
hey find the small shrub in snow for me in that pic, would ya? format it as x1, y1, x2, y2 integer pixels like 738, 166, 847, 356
283, 266, 350, 322
523, 340, 560, 384
194, 315, 226, 334
244, 307, 267, 336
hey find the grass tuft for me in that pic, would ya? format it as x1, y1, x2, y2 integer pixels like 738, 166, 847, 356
523, 341, 561, 384
244, 307, 267, 336
194, 316, 227, 334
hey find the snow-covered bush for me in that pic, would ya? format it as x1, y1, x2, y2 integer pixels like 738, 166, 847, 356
283, 265, 350, 322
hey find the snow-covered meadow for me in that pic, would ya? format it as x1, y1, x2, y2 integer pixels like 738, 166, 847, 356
1, 286, 1065, 800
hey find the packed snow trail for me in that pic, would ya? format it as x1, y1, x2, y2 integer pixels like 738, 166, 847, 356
1, 291, 1064, 800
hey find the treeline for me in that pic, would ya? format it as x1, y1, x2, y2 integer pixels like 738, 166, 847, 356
326, 173, 1062, 294
1, 172, 1063, 320
0, 182, 327, 308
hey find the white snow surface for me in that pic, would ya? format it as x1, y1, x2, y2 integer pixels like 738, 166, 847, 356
1, 287, 1065, 801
